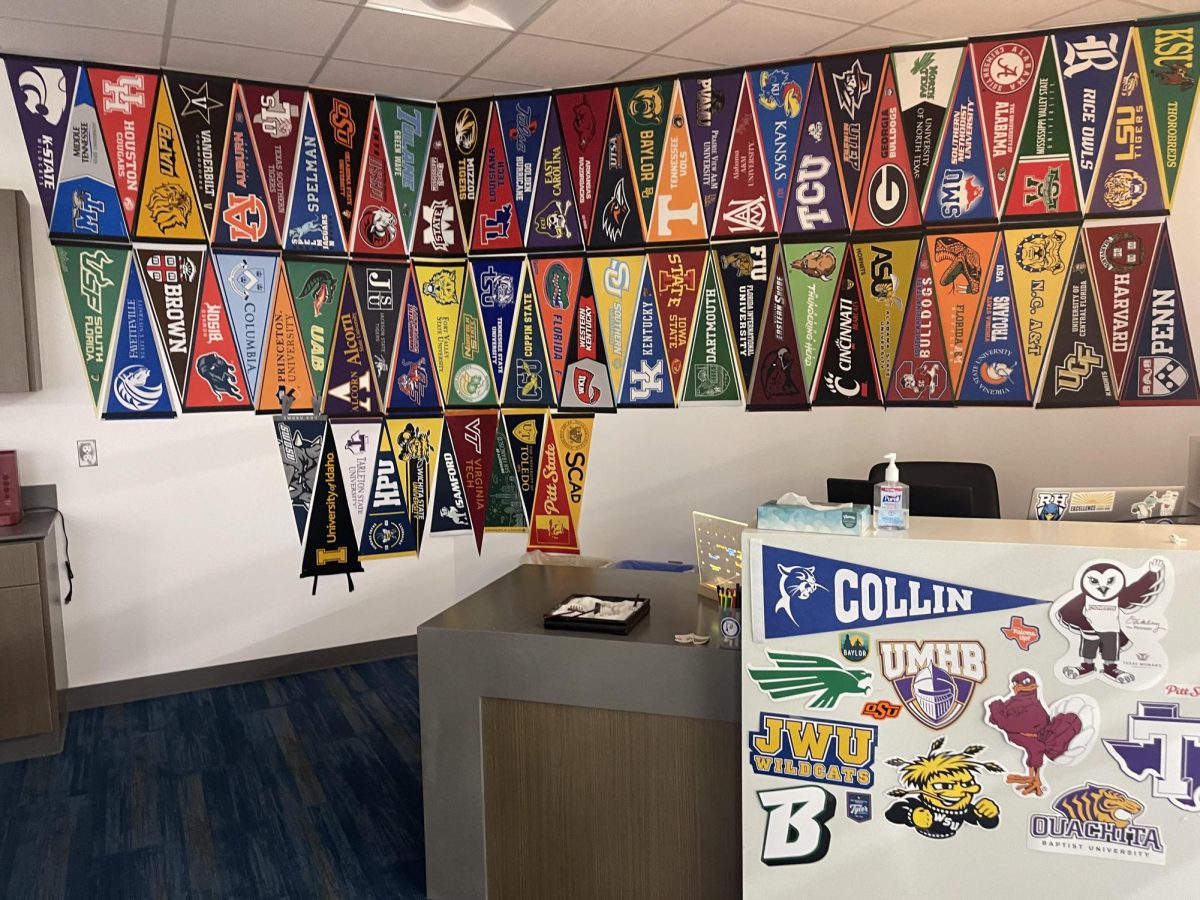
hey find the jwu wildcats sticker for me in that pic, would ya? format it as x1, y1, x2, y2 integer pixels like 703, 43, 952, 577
6, 57, 78, 224
1005, 45, 1080, 217
959, 240, 1030, 404
1084, 221, 1160, 387
748, 712, 877, 788
751, 64, 812, 229
682, 72, 741, 234
892, 46, 963, 201
647, 81, 706, 243
1054, 27, 1127, 208
135, 79, 206, 241
855, 62, 921, 231
284, 96, 345, 254
713, 76, 774, 238
212, 86, 277, 247
878, 640, 987, 730
783, 242, 845, 399
929, 231, 997, 392
783, 74, 849, 234
970, 37, 1044, 208
924, 58, 994, 225
555, 89, 610, 246
50, 70, 127, 240
89, 67, 156, 233
241, 83, 304, 240
682, 254, 741, 403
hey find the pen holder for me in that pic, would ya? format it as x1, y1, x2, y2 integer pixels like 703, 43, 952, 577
719, 608, 741, 651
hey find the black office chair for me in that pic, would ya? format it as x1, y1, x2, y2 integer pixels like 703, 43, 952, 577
866, 461, 1002, 518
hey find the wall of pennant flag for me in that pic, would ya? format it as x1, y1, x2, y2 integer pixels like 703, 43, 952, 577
6, 14, 1200, 579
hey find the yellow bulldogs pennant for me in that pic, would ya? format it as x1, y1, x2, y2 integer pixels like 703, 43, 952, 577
135, 80, 207, 241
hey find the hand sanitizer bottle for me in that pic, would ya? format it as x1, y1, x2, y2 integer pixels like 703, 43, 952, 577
874, 453, 909, 531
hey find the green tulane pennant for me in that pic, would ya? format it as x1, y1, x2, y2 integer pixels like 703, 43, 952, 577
56, 243, 130, 410
682, 255, 741, 403
446, 275, 498, 408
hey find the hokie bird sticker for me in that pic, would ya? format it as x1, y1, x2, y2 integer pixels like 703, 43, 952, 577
885, 738, 1004, 839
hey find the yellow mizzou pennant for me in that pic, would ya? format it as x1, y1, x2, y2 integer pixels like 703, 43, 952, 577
647, 82, 706, 243
551, 415, 594, 539
588, 254, 645, 392
853, 238, 920, 395
412, 260, 466, 400
135, 81, 206, 241
1004, 224, 1079, 396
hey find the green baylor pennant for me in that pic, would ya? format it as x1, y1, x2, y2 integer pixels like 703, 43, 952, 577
683, 254, 741, 403
617, 80, 673, 235
56, 243, 129, 410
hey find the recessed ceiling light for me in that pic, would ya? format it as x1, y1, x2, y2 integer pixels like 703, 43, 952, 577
365, 0, 515, 31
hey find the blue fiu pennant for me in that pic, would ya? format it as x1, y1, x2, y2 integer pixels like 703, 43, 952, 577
750, 64, 813, 227
283, 97, 344, 253
923, 59, 993, 225
50, 71, 127, 240
214, 250, 278, 405
104, 259, 174, 418
619, 265, 672, 407
959, 238, 1030, 404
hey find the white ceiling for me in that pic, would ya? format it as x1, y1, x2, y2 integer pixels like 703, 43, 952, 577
0, 0, 1192, 101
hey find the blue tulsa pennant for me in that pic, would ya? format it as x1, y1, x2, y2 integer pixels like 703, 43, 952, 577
618, 264, 672, 407
283, 96, 345, 254
750, 64, 813, 228
472, 257, 523, 392
923, 58, 993, 225
496, 94, 550, 240
50, 70, 127, 240
104, 259, 175, 418
759, 545, 1044, 640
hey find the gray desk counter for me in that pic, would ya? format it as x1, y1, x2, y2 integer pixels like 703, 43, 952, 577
419, 565, 740, 900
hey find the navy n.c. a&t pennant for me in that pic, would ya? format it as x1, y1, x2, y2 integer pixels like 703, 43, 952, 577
5, 56, 78, 225
104, 256, 175, 418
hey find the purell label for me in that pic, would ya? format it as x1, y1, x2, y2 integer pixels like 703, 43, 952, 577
877, 486, 906, 527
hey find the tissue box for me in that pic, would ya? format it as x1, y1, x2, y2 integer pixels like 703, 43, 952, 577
757, 500, 870, 535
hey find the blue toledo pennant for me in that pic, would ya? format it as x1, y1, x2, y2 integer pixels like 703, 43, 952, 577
759, 546, 1044, 639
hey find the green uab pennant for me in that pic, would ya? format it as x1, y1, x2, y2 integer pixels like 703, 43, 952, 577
56, 243, 130, 411
617, 80, 672, 236
285, 258, 347, 404
682, 254, 741, 403
1139, 20, 1200, 205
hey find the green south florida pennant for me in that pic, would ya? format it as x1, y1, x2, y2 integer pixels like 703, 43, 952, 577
56, 242, 130, 411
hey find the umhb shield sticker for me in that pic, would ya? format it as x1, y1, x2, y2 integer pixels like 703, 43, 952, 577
682, 71, 741, 234
212, 87, 277, 248
1005, 45, 1080, 218
878, 640, 986, 730
928, 231, 998, 393
103, 258, 175, 419
783, 241, 845, 399
89, 66, 157, 233
1139, 19, 1200, 206
892, 46, 963, 201
970, 36, 1044, 210
713, 76, 774, 239
750, 64, 813, 229
555, 89, 610, 245
242, 83, 304, 240
135, 79, 206, 241
51, 70, 128, 240
959, 239, 1031, 404
6, 57, 78, 224
166, 71, 234, 234
924, 59, 995, 225
56, 243, 128, 411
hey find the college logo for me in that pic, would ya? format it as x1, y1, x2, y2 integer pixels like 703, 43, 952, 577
178, 81, 223, 122
1015, 230, 1068, 274
879, 641, 986, 730
1104, 702, 1200, 812
867, 163, 907, 226
893, 359, 947, 400
840, 631, 869, 662
452, 364, 491, 403
981, 43, 1035, 94
1023, 166, 1062, 211
1029, 783, 1165, 866
758, 69, 803, 117
422, 199, 456, 252
100, 74, 146, 114
747, 652, 872, 710
1097, 232, 1143, 271
146, 184, 193, 231
722, 196, 769, 232
394, 357, 428, 404
832, 59, 872, 116
113, 364, 164, 412
861, 700, 901, 721
846, 791, 872, 823
16, 65, 69, 125
626, 85, 664, 125
693, 363, 731, 398
1001, 615, 1041, 650
478, 266, 515, 308
195, 352, 243, 401
368, 518, 406, 552
297, 268, 337, 315
748, 712, 878, 788
1137, 356, 1189, 397
884, 738, 1004, 840
254, 91, 298, 138
1054, 342, 1104, 393
453, 107, 478, 153
480, 202, 513, 243
628, 360, 663, 401
1034, 491, 1069, 521
1102, 169, 1148, 211
599, 179, 631, 242
515, 359, 545, 401
422, 269, 458, 306
358, 206, 398, 249
757, 786, 834, 865
936, 169, 984, 219
71, 189, 106, 234
222, 194, 269, 242
227, 261, 264, 299
329, 98, 356, 148
533, 200, 574, 239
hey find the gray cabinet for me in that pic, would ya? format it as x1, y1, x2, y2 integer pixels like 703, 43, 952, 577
0, 189, 41, 393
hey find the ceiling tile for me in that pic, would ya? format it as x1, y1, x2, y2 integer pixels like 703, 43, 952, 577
875, 0, 1087, 38
526, 0, 728, 53
1035, 0, 1159, 27
1138, 1, 1200, 12
0, 19, 163, 67
166, 38, 321, 85
474, 34, 643, 87
660, 5, 856, 65
616, 54, 721, 81
812, 24, 928, 54
172, 0, 354, 55
0, 0, 168, 34
318, 58, 459, 99
446, 75, 548, 99
333, 8, 508, 75
744, 0, 917, 24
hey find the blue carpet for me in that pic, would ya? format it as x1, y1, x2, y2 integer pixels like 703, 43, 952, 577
0, 656, 426, 899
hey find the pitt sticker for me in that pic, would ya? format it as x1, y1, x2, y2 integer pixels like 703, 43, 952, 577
1050, 556, 1171, 690
758, 546, 1043, 640
1001, 615, 1041, 650
840, 631, 869, 662
1164, 684, 1200, 699
1028, 782, 1165, 865
747, 652, 871, 711
861, 700, 901, 721
878, 640, 986, 730
1103, 702, 1200, 812
984, 670, 1099, 797
748, 712, 877, 788
884, 738, 1004, 839
846, 791, 871, 823
757, 785, 834, 865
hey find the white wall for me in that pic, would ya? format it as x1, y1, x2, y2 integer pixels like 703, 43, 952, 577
1, 83, 1196, 689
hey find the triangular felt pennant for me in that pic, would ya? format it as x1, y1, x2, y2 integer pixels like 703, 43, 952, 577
212, 86, 277, 248
183, 255, 253, 411
350, 102, 406, 257
589, 93, 642, 250
820, 51, 889, 221
1053, 27, 1128, 209
619, 261, 673, 408
5, 57, 78, 224
330, 419, 383, 549
311, 90, 371, 244
429, 417, 473, 537
617, 80, 673, 236
1084, 220, 1161, 386
559, 267, 616, 413
214, 249, 278, 406
504, 411, 545, 521
682, 71, 741, 234
556, 89, 610, 246
782, 74, 849, 235
526, 100, 583, 250
551, 416, 593, 539
411, 113, 465, 255
812, 259, 882, 406
713, 75, 774, 238
323, 279, 382, 417
446, 276, 499, 408
1038, 237, 1118, 407
502, 272, 555, 408
471, 106, 522, 252
273, 416, 327, 541
1005, 39, 1081, 218
103, 256, 175, 418
892, 46, 963, 202
376, 99, 435, 253
441, 98, 491, 234
1139, 19, 1200, 206
1090, 37, 1166, 216
496, 94, 549, 241
526, 417, 579, 554
715, 239, 773, 395
854, 61, 922, 231
389, 272, 441, 413
1121, 229, 1199, 405
285, 258, 347, 403
284, 95, 346, 253
750, 64, 813, 230
88, 67, 157, 233
646, 81, 707, 244
472, 257, 523, 392
886, 243, 954, 405
969, 37, 1044, 211
531, 256, 583, 399
413, 260, 466, 399
486, 414, 528, 532
55, 243, 128, 410
782, 241, 846, 399
1006, 224, 1079, 395
928, 231, 998, 392
135, 244, 204, 400
258, 265, 315, 414
50, 70, 127, 240
446, 410, 499, 553
386, 416, 442, 554
747, 259, 809, 410
165, 71, 234, 235
959, 236, 1031, 404
682, 252, 742, 403
300, 421, 364, 583
240, 83, 304, 241
923, 57, 995, 225
134, 79, 206, 241
359, 424, 416, 559
854, 238, 920, 396
350, 261, 406, 403
648, 249, 705, 401
588, 254, 644, 393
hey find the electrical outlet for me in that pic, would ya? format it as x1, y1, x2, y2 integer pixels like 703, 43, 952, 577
77, 439, 97, 468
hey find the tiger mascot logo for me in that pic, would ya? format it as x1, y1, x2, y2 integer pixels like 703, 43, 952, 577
422, 269, 458, 306
146, 183, 193, 231
1053, 783, 1142, 827
1102, 169, 1149, 212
